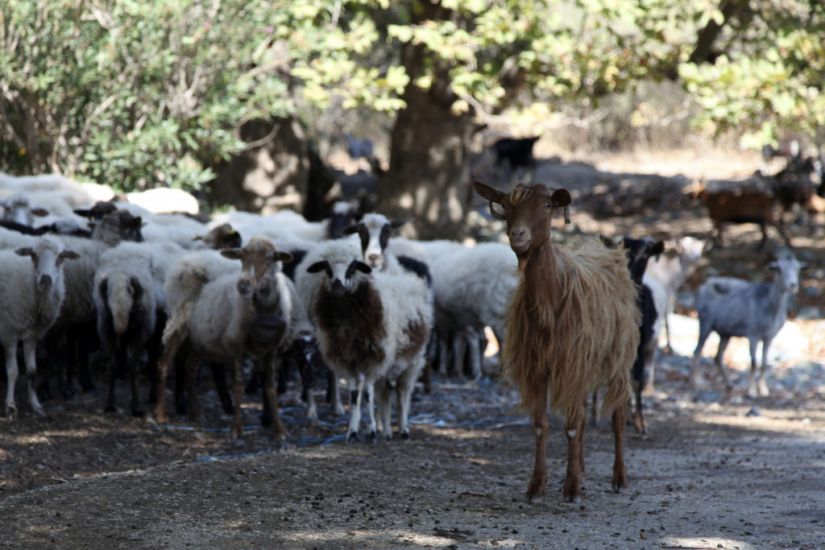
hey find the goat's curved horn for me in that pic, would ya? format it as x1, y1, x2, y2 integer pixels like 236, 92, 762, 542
488, 201, 505, 220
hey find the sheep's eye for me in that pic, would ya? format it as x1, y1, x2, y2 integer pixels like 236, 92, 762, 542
544, 203, 552, 209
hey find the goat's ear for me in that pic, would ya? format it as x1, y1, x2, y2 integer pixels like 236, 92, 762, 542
306, 260, 331, 275
473, 181, 505, 203
31, 207, 49, 217
274, 251, 293, 264
352, 260, 372, 274
15, 247, 35, 258
390, 220, 406, 230
550, 189, 571, 208
768, 261, 780, 271
342, 224, 360, 235
221, 248, 243, 261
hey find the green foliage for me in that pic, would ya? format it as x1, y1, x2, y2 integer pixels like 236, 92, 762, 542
1, 0, 822, 193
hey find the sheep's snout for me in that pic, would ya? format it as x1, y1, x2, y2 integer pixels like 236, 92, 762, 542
367, 253, 382, 267
237, 278, 253, 296
38, 274, 53, 289
331, 278, 344, 293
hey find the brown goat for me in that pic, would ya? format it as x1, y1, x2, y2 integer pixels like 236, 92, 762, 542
474, 181, 639, 501
697, 186, 791, 249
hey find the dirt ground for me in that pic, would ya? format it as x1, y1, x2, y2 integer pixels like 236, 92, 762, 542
1, 153, 824, 549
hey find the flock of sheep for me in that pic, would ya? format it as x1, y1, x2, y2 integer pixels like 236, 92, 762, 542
0, 160, 809, 500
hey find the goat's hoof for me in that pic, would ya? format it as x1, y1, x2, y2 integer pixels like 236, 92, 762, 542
526, 473, 547, 500
32, 405, 46, 418
400, 430, 410, 441
563, 477, 582, 501
346, 431, 359, 444
5, 404, 17, 420
612, 472, 628, 493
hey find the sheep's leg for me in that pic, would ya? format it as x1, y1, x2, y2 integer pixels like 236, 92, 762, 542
230, 358, 245, 441
262, 355, 285, 441
397, 364, 420, 440
331, 373, 345, 416
365, 380, 377, 441
325, 368, 335, 404
611, 404, 628, 492
758, 337, 772, 397
714, 335, 733, 399
746, 337, 760, 399
296, 354, 317, 422
184, 353, 202, 422
210, 362, 234, 415
562, 411, 585, 502
347, 373, 365, 442
422, 362, 432, 395
466, 327, 482, 380
526, 378, 549, 500
437, 335, 450, 375
22, 340, 44, 417
4, 342, 19, 418
154, 331, 184, 423
451, 332, 466, 378
125, 344, 143, 418
375, 380, 391, 439
105, 349, 118, 414
690, 324, 713, 389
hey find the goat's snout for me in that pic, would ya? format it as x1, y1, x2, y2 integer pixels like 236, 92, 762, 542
236, 278, 252, 296
509, 228, 526, 239
38, 274, 52, 289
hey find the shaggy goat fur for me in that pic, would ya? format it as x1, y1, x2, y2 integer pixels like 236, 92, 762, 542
475, 180, 638, 502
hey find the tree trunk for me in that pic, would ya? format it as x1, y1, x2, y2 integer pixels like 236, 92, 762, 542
376, 2, 474, 240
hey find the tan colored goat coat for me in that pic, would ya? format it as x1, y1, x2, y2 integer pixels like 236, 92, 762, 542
504, 239, 638, 428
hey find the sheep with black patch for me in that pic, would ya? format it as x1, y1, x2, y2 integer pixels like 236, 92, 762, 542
0, 237, 79, 418
299, 240, 432, 441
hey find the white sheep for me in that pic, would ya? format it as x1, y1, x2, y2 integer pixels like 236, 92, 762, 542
154, 237, 297, 440
298, 240, 432, 440
0, 237, 79, 417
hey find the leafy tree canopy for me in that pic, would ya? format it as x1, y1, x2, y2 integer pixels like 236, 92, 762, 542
0, 0, 822, 192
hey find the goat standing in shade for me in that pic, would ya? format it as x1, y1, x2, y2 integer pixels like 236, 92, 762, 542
691, 249, 803, 399
474, 181, 639, 502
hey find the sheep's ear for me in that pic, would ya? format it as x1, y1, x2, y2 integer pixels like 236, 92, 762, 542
57, 250, 80, 264
74, 208, 93, 218
390, 220, 406, 230
274, 251, 293, 264
342, 224, 360, 235
15, 247, 35, 258
352, 260, 372, 274
649, 240, 665, 257
31, 207, 49, 217
473, 181, 505, 204
221, 248, 243, 261
306, 261, 331, 275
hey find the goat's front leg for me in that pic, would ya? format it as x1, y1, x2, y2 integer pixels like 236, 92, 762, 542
758, 337, 772, 396
526, 378, 549, 500
690, 324, 713, 389
563, 410, 585, 502
714, 335, 733, 399
346, 373, 365, 442
611, 404, 628, 492
230, 358, 245, 441
22, 339, 44, 417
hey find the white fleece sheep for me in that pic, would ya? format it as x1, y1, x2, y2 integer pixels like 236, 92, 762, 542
298, 240, 432, 440
0, 237, 79, 417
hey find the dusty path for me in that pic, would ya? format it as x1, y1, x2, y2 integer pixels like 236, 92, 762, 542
1, 369, 824, 549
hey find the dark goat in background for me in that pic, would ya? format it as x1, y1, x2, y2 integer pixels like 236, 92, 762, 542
492, 136, 540, 172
